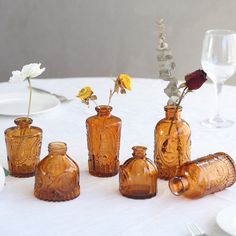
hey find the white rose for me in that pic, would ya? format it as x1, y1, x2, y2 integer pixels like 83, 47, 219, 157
21, 63, 45, 78
9, 70, 25, 83
9, 63, 45, 83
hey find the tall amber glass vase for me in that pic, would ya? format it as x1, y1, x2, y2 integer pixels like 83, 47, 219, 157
169, 152, 236, 199
5, 117, 42, 177
154, 106, 191, 180
86, 105, 121, 177
34, 142, 80, 201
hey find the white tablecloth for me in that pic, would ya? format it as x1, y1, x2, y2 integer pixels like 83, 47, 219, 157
0, 77, 235, 236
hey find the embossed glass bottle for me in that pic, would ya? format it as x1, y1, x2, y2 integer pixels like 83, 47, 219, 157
34, 142, 80, 201
154, 106, 191, 180
5, 117, 42, 177
119, 146, 158, 199
86, 105, 121, 177
169, 152, 236, 199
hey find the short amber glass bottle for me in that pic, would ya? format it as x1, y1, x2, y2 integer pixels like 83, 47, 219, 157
5, 117, 42, 177
86, 105, 121, 177
154, 106, 191, 180
34, 142, 80, 201
169, 152, 236, 199
119, 146, 158, 199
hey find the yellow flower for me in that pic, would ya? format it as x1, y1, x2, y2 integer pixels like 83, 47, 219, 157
77, 86, 93, 101
118, 74, 132, 91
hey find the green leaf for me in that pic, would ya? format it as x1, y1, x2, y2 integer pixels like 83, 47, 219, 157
3, 167, 9, 176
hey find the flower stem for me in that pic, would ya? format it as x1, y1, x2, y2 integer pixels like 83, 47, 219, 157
108, 89, 115, 106
167, 87, 188, 135
92, 100, 98, 107
27, 78, 32, 118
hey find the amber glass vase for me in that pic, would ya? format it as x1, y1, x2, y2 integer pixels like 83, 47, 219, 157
169, 152, 236, 199
5, 117, 42, 177
34, 142, 80, 201
154, 106, 191, 180
86, 105, 121, 177
119, 146, 158, 199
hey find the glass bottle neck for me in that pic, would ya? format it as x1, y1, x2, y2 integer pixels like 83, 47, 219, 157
48, 142, 67, 155
132, 146, 147, 159
14, 117, 32, 128
169, 176, 189, 195
96, 105, 112, 117
165, 106, 182, 120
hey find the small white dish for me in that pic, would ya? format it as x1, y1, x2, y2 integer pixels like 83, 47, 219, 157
0, 92, 60, 116
216, 205, 236, 235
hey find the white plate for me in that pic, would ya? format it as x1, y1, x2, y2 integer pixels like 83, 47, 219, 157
216, 205, 236, 235
0, 92, 60, 116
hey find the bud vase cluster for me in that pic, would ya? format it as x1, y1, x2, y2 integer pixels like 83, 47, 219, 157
2, 20, 235, 202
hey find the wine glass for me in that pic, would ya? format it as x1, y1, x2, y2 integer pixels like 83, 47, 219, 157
201, 29, 236, 128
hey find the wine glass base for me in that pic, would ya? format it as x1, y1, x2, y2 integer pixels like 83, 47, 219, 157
201, 117, 234, 128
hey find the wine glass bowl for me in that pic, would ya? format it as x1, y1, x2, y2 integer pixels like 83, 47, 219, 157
201, 29, 236, 128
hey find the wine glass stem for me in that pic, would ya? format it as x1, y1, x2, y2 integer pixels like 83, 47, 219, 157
214, 81, 224, 119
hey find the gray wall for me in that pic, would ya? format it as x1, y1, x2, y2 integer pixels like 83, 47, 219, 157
1, 0, 236, 84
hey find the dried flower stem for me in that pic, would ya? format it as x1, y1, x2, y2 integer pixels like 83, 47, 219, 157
27, 77, 32, 118
92, 99, 98, 107
108, 89, 115, 106
167, 87, 189, 135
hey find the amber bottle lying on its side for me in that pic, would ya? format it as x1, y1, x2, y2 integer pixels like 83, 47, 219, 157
34, 142, 80, 201
154, 106, 191, 180
5, 117, 42, 177
119, 146, 158, 199
169, 152, 236, 199
86, 105, 121, 177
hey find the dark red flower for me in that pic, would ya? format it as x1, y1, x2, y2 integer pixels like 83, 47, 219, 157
185, 69, 207, 90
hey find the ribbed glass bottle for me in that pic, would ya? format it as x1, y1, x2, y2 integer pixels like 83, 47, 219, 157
119, 146, 158, 199
34, 142, 80, 201
154, 106, 191, 180
86, 105, 121, 177
5, 117, 42, 177
169, 152, 236, 199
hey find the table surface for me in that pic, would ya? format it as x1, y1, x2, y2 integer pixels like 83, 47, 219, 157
0, 77, 235, 236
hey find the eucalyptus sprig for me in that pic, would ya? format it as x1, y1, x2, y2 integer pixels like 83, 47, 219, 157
157, 19, 181, 105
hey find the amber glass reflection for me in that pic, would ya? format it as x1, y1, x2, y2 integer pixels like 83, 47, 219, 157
34, 142, 80, 201
169, 152, 236, 199
119, 146, 158, 199
5, 117, 42, 177
86, 105, 121, 177
154, 106, 191, 180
